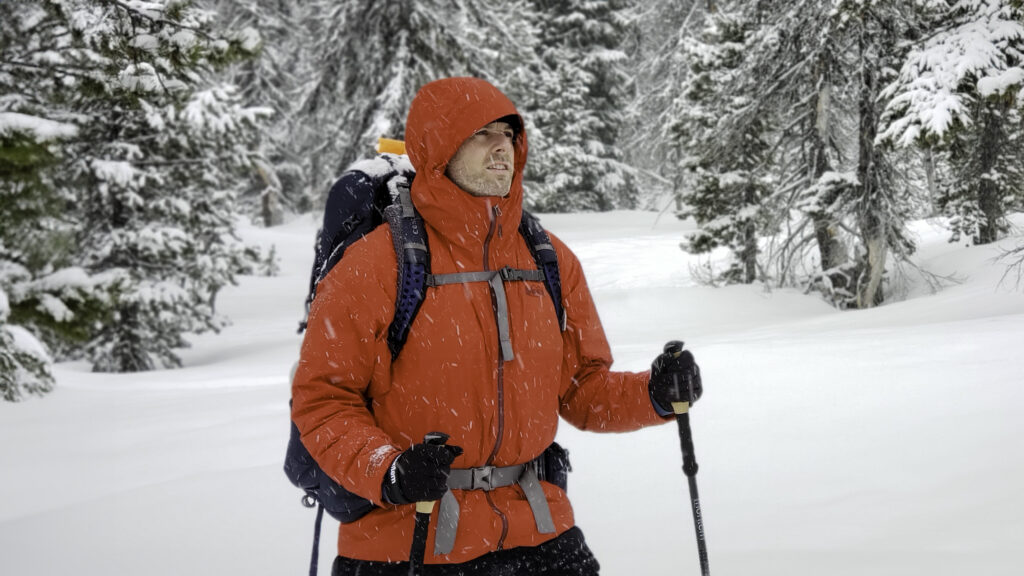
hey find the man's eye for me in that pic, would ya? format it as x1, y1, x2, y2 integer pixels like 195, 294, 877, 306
474, 129, 514, 139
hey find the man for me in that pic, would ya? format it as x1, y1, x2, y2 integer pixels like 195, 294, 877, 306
292, 77, 700, 576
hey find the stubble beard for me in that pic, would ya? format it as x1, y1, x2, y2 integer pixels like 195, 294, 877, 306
464, 175, 512, 197
449, 165, 513, 198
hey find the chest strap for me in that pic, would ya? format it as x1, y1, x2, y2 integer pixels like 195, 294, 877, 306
433, 458, 556, 556
427, 267, 546, 362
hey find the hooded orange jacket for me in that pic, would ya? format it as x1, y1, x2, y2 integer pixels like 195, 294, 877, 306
292, 77, 671, 564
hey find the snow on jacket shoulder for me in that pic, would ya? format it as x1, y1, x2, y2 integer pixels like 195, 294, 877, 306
291, 77, 669, 565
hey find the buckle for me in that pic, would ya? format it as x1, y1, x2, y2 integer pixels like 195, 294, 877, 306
470, 466, 496, 491
498, 267, 514, 281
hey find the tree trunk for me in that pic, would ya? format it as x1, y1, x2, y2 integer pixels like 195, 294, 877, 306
809, 53, 848, 296
742, 183, 757, 284
922, 146, 939, 217
855, 28, 887, 309
256, 161, 284, 227
975, 101, 1008, 245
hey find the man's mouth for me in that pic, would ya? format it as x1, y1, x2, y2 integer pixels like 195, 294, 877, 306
487, 162, 510, 172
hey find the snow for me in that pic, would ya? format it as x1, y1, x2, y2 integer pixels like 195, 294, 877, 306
4, 324, 51, 361
235, 27, 261, 53
977, 67, 1024, 97
91, 159, 139, 187
0, 112, 78, 140
2, 211, 1024, 575
118, 63, 161, 93
129, 34, 159, 52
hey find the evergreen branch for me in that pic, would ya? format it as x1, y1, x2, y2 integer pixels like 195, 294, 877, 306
103, 0, 217, 42
735, 51, 818, 117
1, 59, 99, 81
131, 155, 251, 168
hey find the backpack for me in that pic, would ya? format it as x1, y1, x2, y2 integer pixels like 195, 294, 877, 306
286, 142, 571, 575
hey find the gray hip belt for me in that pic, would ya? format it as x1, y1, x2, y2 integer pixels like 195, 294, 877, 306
434, 458, 556, 555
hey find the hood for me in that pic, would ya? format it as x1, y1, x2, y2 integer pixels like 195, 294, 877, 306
404, 77, 528, 248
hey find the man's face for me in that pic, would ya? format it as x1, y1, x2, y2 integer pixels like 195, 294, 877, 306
445, 121, 516, 198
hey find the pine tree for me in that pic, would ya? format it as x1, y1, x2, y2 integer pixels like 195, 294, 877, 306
0, 115, 61, 400
834, 0, 919, 307
676, 0, 925, 307
525, 0, 639, 212
672, 7, 772, 284
759, 0, 857, 299
1, 287, 54, 401
297, 1, 522, 204
211, 0, 307, 224
880, 0, 1024, 245
1, 0, 116, 371
3, 0, 264, 372
623, 0, 709, 210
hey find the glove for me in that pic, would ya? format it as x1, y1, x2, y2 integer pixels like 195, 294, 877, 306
381, 441, 463, 505
649, 340, 703, 415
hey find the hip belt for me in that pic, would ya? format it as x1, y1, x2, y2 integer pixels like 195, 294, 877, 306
434, 458, 556, 555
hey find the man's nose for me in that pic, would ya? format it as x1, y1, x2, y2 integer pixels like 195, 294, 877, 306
490, 134, 511, 152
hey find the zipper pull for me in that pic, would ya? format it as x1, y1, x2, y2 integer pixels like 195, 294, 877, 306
494, 205, 503, 237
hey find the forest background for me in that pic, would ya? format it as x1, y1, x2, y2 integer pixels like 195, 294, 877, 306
2, 0, 1023, 400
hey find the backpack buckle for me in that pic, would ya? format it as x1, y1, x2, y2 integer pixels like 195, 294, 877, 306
470, 466, 496, 491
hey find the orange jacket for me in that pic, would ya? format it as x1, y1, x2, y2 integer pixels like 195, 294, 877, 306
292, 77, 670, 564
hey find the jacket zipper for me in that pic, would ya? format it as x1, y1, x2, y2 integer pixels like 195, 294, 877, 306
482, 204, 509, 549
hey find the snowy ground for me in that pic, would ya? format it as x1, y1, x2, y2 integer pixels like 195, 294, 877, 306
2, 210, 1023, 576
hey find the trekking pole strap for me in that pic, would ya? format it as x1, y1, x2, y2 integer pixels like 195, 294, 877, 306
433, 459, 556, 555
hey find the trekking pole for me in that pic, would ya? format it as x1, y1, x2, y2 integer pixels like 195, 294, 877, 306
665, 341, 710, 576
408, 432, 450, 576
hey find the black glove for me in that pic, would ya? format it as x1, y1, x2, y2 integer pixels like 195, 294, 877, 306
649, 340, 703, 414
381, 441, 463, 505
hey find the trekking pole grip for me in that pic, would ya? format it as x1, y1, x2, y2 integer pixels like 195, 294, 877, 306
663, 341, 691, 415
415, 432, 450, 513
408, 432, 450, 576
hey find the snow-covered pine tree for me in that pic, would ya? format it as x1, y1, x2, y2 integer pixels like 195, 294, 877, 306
672, 7, 772, 284
0, 81, 64, 400
210, 0, 306, 224
17, 0, 265, 372
463, 0, 547, 136
834, 0, 919, 308
0, 287, 54, 401
298, 0, 526, 205
622, 0, 709, 210
1, 0, 119, 373
880, 0, 1024, 245
750, 0, 858, 300
525, 0, 639, 212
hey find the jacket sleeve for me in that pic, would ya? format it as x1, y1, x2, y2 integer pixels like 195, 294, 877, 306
551, 234, 674, 432
291, 228, 401, 505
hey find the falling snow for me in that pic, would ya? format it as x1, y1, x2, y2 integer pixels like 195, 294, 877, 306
1, 211, 1022, 575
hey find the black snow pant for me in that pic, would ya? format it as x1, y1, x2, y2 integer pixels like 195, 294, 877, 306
331, 526, 600, 576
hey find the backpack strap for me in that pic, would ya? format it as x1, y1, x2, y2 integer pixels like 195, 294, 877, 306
384, 196, 567, 360
428, 267, 545, 362
383, 181, 430, 360
298, 160, 408, 334
307, 502, 325, 576
519, 210, 567, 331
